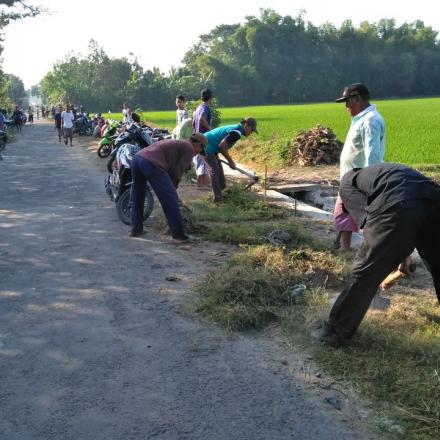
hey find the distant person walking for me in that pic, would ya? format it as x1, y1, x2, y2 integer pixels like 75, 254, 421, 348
12, 106, 23, 133
54, 105, 63, 142
28, 106, 34, 124
61, 104, 75, 146
36, 106, 40, 120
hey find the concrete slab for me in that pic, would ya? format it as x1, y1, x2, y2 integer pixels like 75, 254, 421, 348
269, 183, 323, 193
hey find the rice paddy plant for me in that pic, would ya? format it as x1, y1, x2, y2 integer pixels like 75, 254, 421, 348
139, 97, 440, 167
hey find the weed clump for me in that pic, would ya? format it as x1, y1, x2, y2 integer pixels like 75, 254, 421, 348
195, 244, 345, 330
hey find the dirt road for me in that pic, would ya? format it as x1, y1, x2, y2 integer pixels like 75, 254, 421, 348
0, 122, 374, 439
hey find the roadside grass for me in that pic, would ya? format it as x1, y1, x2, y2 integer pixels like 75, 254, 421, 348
283, 291, 440, 439
413, 164, 440, 184
138, 97, 440, 169
191, 184, 440, 439
192, 183, 325, 245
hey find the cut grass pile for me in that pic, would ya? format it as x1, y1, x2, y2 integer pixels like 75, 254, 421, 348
190, 185, 440, 439
192, 183, 346, 329
195, 246, 345, 330
136, 97, 440, 168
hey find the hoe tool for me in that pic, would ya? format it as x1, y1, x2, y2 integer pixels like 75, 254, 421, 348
220, 159, 259, 190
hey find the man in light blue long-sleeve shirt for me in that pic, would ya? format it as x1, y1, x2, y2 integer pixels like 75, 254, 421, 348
334, 83, 385, 250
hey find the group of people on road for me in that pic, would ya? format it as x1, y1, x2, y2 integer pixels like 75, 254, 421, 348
53, 104, 75, 146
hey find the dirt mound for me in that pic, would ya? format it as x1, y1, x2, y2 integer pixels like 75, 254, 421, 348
293, 125, 343, 166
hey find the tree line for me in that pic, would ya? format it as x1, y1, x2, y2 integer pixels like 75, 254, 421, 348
0, 1, 40, 110
4, 8, 440, 111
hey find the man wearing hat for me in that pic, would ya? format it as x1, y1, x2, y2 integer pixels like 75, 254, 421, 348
334, 83, 386, 251
204, 118, 258, 203
130, 133, 207, 241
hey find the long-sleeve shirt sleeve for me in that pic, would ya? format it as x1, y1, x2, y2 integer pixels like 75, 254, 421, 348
362, 118, 386, 167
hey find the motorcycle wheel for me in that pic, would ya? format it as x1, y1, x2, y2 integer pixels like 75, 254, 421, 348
85, 126, 93, 136
116, 186, 154, 225
97, 144, 111, 158
0, 138, 5, 152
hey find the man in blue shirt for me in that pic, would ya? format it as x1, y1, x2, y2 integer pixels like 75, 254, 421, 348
204, 118, 258, 202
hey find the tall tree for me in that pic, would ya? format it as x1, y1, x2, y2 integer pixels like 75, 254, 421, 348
0, 1, 41, 109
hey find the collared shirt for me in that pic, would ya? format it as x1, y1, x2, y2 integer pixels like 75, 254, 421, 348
339, 104, 385, 177
204, 124, 243, 155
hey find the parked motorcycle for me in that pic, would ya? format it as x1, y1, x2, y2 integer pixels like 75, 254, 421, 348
97, 121, 122, 158
73, 113, 93, 136
105, 124, 154, 224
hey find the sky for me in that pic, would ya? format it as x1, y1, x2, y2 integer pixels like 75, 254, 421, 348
2, 0, 440, 89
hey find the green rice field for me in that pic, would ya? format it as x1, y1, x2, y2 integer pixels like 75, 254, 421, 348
109, 97, 440, 166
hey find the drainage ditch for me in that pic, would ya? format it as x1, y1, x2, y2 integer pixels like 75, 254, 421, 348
269, 183, 338, 214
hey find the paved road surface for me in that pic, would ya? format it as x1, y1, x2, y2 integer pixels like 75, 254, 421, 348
0, 122, 374, 439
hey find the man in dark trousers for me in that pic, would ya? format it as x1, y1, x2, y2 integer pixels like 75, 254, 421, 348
312, 163, 440, 347
130, 133, 207, 241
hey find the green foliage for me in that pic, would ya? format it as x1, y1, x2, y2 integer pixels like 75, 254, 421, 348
145, 98, 440, 167
181, 10, 440, 106
4, 73, 26, 106
0, 1, 41, 31
0, 69, 12, 109
42, 10, 440, 113
40, 41, 134, 110
0, 2, 40, 109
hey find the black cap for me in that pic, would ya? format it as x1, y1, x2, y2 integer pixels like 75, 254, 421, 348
243, 117, 258, 133
335, 83, 370, 102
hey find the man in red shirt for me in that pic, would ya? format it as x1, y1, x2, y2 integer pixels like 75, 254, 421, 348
130, 133, 207, 240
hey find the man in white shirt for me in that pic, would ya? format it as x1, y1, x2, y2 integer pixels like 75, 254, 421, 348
61, 104, 75, 146
334, 83, 385, 250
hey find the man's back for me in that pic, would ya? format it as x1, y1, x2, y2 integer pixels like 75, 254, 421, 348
340, 163, 440, 227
